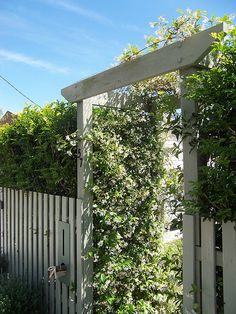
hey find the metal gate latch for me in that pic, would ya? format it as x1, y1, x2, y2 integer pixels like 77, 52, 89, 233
48, 263, 67, 282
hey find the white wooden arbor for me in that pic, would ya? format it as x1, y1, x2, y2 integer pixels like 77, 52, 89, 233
61, 23, 231, 313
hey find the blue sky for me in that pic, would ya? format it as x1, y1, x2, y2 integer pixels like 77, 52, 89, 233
0, 0, 235, 113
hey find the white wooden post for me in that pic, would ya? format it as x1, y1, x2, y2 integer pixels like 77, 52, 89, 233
180, 67, 201, 313
201, 219, 216, 313
77, 101, 93, 313
222, 222, 236, 314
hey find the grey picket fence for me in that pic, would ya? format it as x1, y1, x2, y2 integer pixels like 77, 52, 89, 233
0, 187, 82, 314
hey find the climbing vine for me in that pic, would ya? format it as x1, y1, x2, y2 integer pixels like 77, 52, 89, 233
184, 27, 236, 222
88, 107, 181, 313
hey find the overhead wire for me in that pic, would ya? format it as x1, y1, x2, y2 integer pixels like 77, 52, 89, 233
92, 103, 143, 112
0, 74, 41, 108
64, 101, 142, 113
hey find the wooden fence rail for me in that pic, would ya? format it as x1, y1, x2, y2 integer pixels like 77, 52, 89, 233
0, 187, 82, 314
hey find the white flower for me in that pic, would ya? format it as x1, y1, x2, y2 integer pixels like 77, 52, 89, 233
149, 22, 155, 28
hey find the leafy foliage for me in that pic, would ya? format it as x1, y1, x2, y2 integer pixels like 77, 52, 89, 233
118, 9, 233, 122
117, 9, 234, 227
0, 101, 77, 196
89, 107, 175, 313
184, 27, 236, 222
0, 274, 40, 314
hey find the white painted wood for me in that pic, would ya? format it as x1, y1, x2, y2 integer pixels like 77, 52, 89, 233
38, 193, 43, 298
7, 189, 12, 272
49, 195, 55, 314
69, 197, 76, 314
0, 188, 3, 257
180, 67, 199, 203
7, 189, 11, 272
15, 190, 19, 276
0, 207, 3, 262
43, 194, 49, 313
33, 192, 38, 285
62, 23, 226, 102
23, 192, 28, 281
0, 188, 3, 261
196, 246, 223, 267
76, 198, 82, 314
183, 214, 196, 312
3, 188, 6, 258
10, 189, 15, 273
3, 189, 7, 262
222, 222, 236, 314
55, 195, 62, 314
201, 218, 216, 313
18, 191, 23, 277
77, 100, 93, 312
28, 192, 33, 286
61, 196, 69, 314
180, 67, 200, 312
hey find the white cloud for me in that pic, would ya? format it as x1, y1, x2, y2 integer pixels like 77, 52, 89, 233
51, 1, 143, 32
48, 0, 112, 25
0, 49, 69, 74
121, 24, 145, 33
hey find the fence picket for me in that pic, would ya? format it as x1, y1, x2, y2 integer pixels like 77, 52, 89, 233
49, 195, 55, 314
23, 191, 28, 281
43, 194, 49, 313
15, 190, 19, 276
77, 199, 82, 314
38, 193, 44, 308
18, 191, 23, 277
201, 219, 216, 313
222, 222, 236, 314
0, 188, 4, 267
183, 214, 195, 311
55, 195, 62, 314
7, 189, 11, 272
32, 192, 38, 285
61, 196, 69, 314
10, 190, 15, 273
3, 189, 7, 264
69, 197, 76, 314
28, 192, 33, 286
0, 188, 3, 259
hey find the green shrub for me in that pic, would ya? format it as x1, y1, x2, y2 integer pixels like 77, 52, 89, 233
0, 274, 40, 314
0, 101, 77, 196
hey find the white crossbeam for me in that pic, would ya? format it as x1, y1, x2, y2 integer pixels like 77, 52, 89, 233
61, 23, 226, 102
